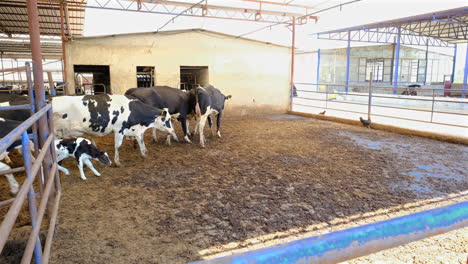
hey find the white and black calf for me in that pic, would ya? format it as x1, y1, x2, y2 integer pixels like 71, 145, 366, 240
125, 86, 196, 144
193, 85, 231, 147
55, 137, 111, 180
52, 94, 175, 166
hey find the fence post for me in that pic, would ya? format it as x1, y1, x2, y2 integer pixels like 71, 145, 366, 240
325, 85, 328, 109
430, 89, 435, 122
368, 72, 373, 121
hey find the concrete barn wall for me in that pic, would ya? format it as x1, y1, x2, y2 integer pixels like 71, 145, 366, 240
65, 31, 291, 116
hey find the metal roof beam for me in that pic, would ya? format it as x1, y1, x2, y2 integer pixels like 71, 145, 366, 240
86, 0, 303, 23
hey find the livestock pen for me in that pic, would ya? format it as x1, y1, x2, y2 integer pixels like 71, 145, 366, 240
21, 113, 464, 263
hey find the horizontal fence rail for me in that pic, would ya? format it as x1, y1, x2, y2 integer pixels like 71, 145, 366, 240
292, 83, 468, 137
192, 201, 468, 264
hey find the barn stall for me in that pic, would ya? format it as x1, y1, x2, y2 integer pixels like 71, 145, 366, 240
0, 1, 467, 264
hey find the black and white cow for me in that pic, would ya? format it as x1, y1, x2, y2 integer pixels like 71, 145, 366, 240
52, 94, 175, 166
125, 86, 196, 144
0, 94, 31, 122
193, 85, 231, 147
55, 137, 111, 180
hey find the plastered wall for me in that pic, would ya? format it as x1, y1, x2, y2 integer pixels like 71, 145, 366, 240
65, 30, 291, 116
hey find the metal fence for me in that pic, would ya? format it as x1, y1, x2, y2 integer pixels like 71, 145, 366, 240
0, 62, 61, 263
292, 81, 468, 138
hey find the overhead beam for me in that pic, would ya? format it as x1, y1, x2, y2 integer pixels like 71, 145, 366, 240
238, 0, 315, 9
86, 0, 303, 23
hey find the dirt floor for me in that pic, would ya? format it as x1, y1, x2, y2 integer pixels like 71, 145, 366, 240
1, 115, 467, 263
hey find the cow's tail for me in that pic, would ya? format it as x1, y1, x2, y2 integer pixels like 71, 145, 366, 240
195, 87, 201, 118
225, 95, 232, 101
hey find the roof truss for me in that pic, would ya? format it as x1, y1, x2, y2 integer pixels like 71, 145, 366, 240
317, 6, 468, 47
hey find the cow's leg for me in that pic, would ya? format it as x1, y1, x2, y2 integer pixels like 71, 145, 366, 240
77, 157, 87, 180
207, 116, 215, 137
57, 165, 70, 175
193, 117, 199, 136
84, 158, 101, 177
180, 117, 192, 144
169, 131, 179, 143
136, 134, 148, 157
1, 162, 19, 194
152, 127, 158, 143
114, 133, 124, 167
185, 119, 191, 138
198, 113, 209, 147
216, 111, 223, 138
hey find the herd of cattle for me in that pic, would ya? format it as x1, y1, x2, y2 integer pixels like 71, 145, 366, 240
0, 85, 231, 194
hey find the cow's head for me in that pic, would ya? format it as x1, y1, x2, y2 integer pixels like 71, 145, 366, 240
80, 139, 112, 166
154, 108, 175, 134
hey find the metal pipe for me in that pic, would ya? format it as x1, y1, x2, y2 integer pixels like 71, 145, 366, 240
16, 59, 22, 86
290, 17, 296, 111
450, 44, 457, 84
463, 43, 468, 98
393, 27, 401, 94
59, 2, 68, 94
0, 127, 53, 252
42, 190, 61, 264
424, 40, 429, 85
0, 104, 51, 156
21, 131, 43, 264
345, 31, 351, 93
367, 72, 373, 120
316, 49, 320, 92
192, 202, 468, 264
27, 0, 55, 214
0, 104, 32, 111
47, 71, 56, 96
21, 162, 57, 264
430, 89, 435, 122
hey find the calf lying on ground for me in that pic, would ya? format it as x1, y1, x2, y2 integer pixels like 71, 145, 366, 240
55, 137, 111, 180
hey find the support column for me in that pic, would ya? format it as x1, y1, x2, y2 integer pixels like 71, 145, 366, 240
393, 27, 401, 94
451, 44, 457, 84
316, 48, 321, 91
27, 0, 56, 224
463, 43, 468, 98
59, 2, 68, 94
423, 40, 429, 85
290, 17, 295, 110
345, 31, 351, 93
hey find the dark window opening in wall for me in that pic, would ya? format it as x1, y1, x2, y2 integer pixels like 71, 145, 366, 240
74, 65, 111, 94
137, 66, 155, 87
366, 59, 384, 82
180, 66, 209, 91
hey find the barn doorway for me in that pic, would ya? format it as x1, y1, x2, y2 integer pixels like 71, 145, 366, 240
137, 66, 155, 87
179, 66, 208, 91
74, 65, 111, 94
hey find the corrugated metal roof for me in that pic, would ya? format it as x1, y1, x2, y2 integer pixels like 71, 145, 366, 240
0, 0, 86, 37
